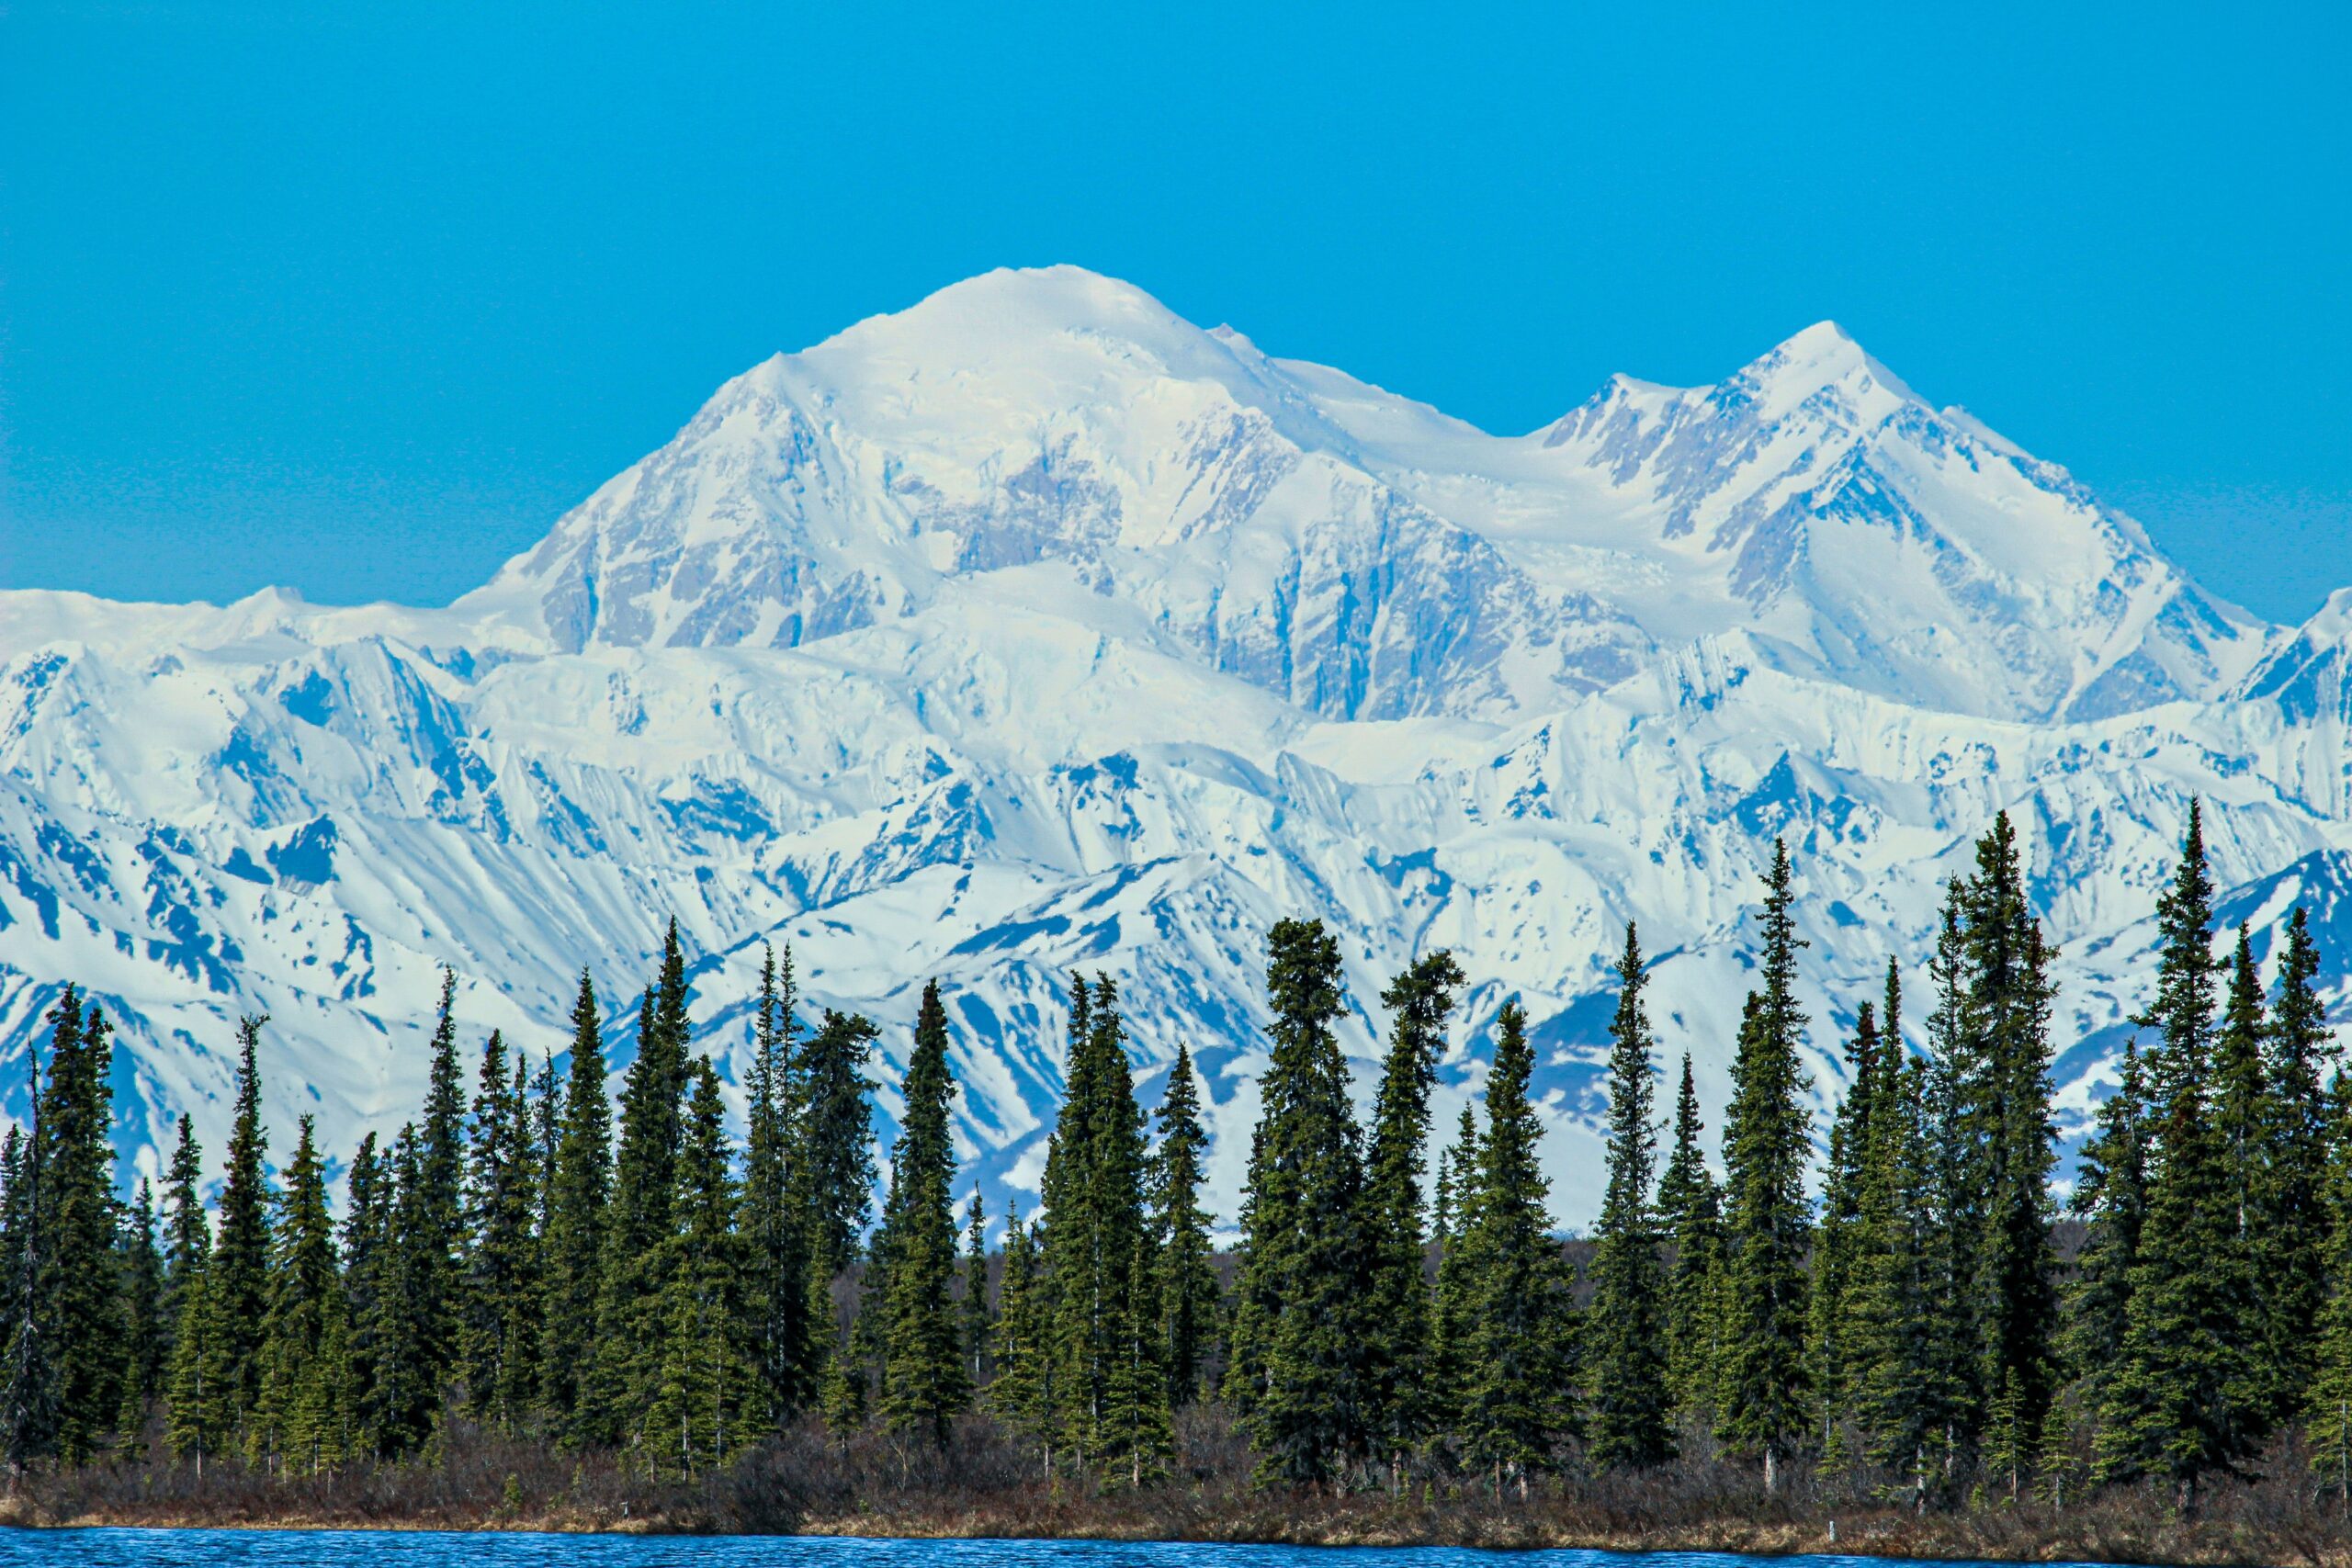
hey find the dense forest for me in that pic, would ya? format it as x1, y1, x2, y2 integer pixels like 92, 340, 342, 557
2, 802, 2348, 1535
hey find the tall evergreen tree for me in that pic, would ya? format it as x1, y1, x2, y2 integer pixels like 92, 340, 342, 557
1714, 843, 1814, 1493
252, 1117, 354, 1473
989, 1205, 1056, 1465
644, 1057, 749, 1478
539, 969, 612, 1440
1588, 923, 1674, 1470
2095, 803, 2263, 1511
2268, 908, 2338, 1419
1227, 919, 1371, 1491
35, 992, 126, 1462
961, 1189, 991, 1393
159, 1115, 209, 1366
462, 1030, 540, 1429
596, 928, 695, 1447
412, 969, 469, 1406
1655, 1054, 1723, 1430
339, 1133, 392, 1454
1361, 950, 1464, 1480
794, 1010, 879, 1280
1150, 1043, 1219, 1407
877, 981, 970, 1445
1429, 1105, 1483, 1441
1459, 999, 1577, 1496
742, 943, 820, 1428
1960, 817, 2061, 1457
118, 1179, 168, 1432
1810, 998, 1880, 1468
209, 1015, 275, 1428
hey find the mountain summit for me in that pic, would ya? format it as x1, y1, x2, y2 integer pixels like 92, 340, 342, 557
0, 269, 2336, 1224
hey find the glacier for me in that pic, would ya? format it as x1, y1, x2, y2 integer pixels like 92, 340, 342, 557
5, 264, 2347, 1229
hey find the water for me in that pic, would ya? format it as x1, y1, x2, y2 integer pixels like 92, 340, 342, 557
0, 1536, 2117, 1568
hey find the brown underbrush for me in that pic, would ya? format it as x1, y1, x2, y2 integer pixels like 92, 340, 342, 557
3, 1409, 2347, 1564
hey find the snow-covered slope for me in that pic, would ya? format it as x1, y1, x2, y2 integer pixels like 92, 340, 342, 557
0, 266, 2334, 1226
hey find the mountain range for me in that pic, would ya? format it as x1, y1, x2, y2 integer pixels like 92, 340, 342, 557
6, 265, 2348, 1226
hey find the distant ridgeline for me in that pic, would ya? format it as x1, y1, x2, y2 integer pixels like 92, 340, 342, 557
0, 805, 2344, 1517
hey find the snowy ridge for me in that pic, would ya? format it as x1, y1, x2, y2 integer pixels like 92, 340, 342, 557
0, 266, 2339, 1226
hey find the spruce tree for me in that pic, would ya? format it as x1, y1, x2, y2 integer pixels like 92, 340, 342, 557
210, 1015, 275, 1428
597, 929, 695, 1447
1429, 1104, 1482, 1443
1655, 1054, 1722, 1430
989, 1204, 1056, 1466
1361, 949, 1464, 1480
118, 1179, 167, 1432
1459, 999, 1576, 1496
362, 1125, 440, 1456
539, 969, 611, 1440
961, 1189, 991, 1393
644, 1057, 748, 1478
2062, 1041, 2147, 1446
2304, 1059, 2352, 1502
340, 1133, 392, 1455
462, 1030, 539, 1429
1961, 817, 2061, 1459
878, 981, 970, 1445
2095, 803, 2263, 1511
2268, 908, 2338, 1420
1151, 1043, 1219, 1407
413, 969, 469, 1406
1588, 923, 1674, 1470
1, 1028, 53, 1476
35, 991, 126, 1462
1849, 1050, 1961, 1504
742, 943, 819, 1428
1714, 842, 1814, 1493
1227, 919, 1371, 1491
1809, 998, 1879, 1469
159, 1114, 209, 1364
252, 1116, 355, 1473
795, 1010, 879, 1280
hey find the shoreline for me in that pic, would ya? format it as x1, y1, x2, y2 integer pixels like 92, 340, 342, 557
0, 1497, 2314, 1565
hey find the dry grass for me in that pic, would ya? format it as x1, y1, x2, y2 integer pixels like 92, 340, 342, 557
5, 1409, 2349, 1564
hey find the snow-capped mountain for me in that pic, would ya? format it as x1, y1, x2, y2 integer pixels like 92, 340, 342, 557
0, 265, 2338, 1226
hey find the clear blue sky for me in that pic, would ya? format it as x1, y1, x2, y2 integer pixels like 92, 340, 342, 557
4, 3, 2347, 620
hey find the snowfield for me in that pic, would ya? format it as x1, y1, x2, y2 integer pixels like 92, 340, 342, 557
5, 265, 2346, 1228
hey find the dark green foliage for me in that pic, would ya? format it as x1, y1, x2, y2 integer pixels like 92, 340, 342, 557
210, 1015, 276, 1427
35, 991, 126, 1463
742, 944, 820, 1429
2270, 909, 2338, 1422
1810, 997, 1880, 1467
795, 1010, 879, 1280
159, 1114, 209, 1356
877, 981, 970, 1445
961, 1189, 991, 1393
1655, 1053, 1722, 1429
412, 969, 469, 1402
1038, 973, 1159, 1478
461, 1031, 540, 1430
1714, 843, 1813, 1490
1958, 817, 2061, 1458
1588, 923, 1673, 1470
539, 969, 611, 1440
597, 926, 695, 1448
117, 1179, 167, 1429
1456, 1000, 1577, 1495
252, 1116, 353, 1472
989, 1204, 1054, 1457
2094, 803, 2264, 1510
1150, 1043, 1218, 1407
645, 1057, 749, 1478
1227, 920, 1371, 1491
1362, 949, 1464, 1474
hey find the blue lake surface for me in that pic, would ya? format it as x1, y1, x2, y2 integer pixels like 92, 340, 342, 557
0, 1537, 2120, 1568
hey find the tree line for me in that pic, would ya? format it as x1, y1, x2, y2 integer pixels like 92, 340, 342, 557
1, 805, 2347, 1517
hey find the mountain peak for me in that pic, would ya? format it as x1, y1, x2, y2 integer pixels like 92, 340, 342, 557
1725, 320, 1917, 421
